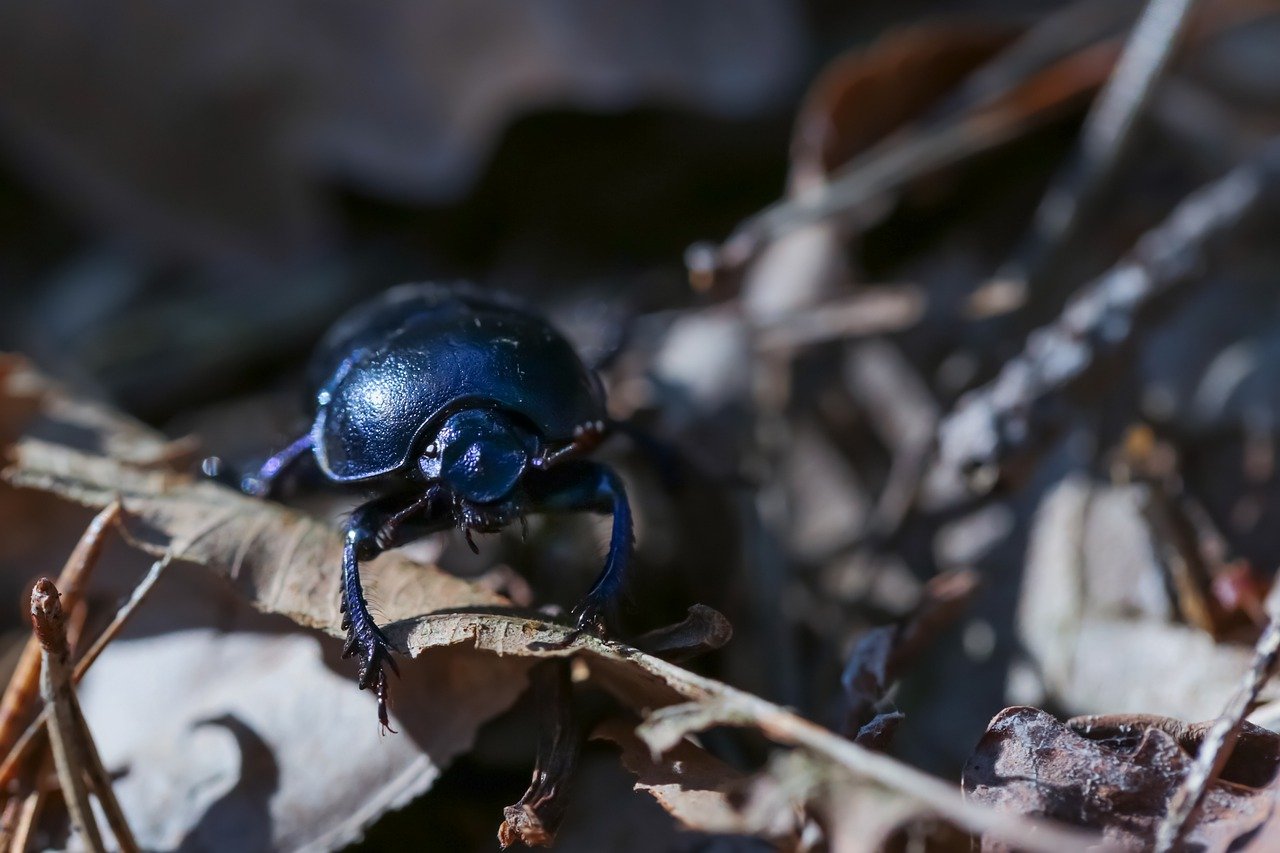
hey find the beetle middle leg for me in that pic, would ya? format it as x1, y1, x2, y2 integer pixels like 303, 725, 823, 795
341, 488, 451, 730
527, 460, 634, 637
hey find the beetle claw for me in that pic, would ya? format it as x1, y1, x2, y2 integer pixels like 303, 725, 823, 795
558, 596, 613, 645
347, 625, 398, 732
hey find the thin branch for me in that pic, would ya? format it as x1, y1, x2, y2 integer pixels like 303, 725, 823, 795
0, 502, 120, 758
753, 286, 926, 353
71, 696, 138, 853
687, 1, 1141, 285
10, 789, 42, 853
32, 579, 105, 853
938, 140, 1280, 486
1016, 0, 1200, 283
1154, 582, 1280, 851
73, 551, 173, 679
0, 552, 174, 792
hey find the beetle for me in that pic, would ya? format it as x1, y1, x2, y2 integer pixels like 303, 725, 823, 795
223, 283, 632, 728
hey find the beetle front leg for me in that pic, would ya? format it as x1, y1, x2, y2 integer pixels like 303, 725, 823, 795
340, 490, 450, 730
529, 461, 634, 637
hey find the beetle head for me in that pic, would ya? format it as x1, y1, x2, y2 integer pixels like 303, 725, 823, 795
419, 409, 528, 504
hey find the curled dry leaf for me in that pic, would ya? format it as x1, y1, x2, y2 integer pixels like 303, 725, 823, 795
964, 706, 1280, 851
841, 569, 979, 738
594, 717, 807, 848
790, 22, 1019, 188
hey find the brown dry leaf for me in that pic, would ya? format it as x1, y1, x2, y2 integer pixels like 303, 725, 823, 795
964, 707, 1280, 851
790, 22, 1019, 188
594, 717, 806, 847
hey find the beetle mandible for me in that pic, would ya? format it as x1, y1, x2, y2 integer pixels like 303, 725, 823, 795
224, 283, 631, 728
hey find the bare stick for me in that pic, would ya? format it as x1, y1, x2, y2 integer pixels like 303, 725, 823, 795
0, 796, 21, 852
938, 141, 1280, 486
73, 551, 173, 679
753, 286, 926, 352
32, 579, 105, 853
0, 502, 121, 758
1154, 582, 1280, 851
71, 695, 138, 853
11, 788, 44, 853
1017, 0, 1199, 282
0, 552, 173, 792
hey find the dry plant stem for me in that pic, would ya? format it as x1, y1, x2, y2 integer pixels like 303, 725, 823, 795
73, 551, 173, 678
0, 502, 121, 758
70, 698, 137, 853
0, 552, 173, 792
695, 0, 1137, 278
0, 797, 21, 852
753, 286, 926, 352
1153, 583, 1280, 852
32, 580, 105, 853
938, 141, 1280, 482
1018, 0, 1199, 281
11, 789, 41, 853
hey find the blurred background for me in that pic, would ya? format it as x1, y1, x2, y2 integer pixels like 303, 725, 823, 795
3, 0, 1280, 849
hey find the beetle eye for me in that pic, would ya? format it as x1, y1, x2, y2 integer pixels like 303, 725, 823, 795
423, 442, 439, 457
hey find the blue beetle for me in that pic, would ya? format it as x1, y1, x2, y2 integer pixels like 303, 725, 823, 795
231, 283, 632, 727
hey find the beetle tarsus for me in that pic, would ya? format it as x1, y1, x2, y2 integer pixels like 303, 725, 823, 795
342, 515, 402, 732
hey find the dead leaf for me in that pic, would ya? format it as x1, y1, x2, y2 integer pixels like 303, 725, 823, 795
594, 717, 805, 847
1019, 477, 1280, 718
790, 22, 1019, 188
964, 706, 1278, 851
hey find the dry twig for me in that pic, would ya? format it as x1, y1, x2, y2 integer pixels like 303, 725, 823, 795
1017, 0, 1200, 283
1154, 582, 1280, 851
0, 552, 174, 794
0, 502, 120, 758
32, 579, 105, 853
938, 141, 1280, 487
